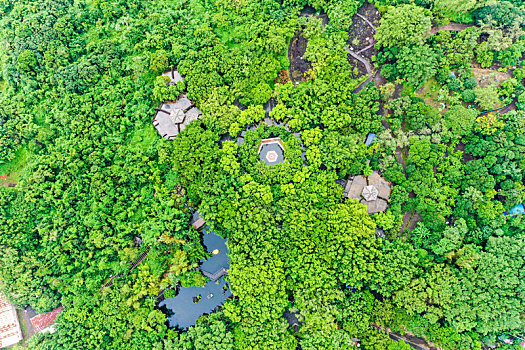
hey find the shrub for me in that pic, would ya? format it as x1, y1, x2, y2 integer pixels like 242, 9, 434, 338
375, 4, 432, 48
447, 77, 462, 92
462, 89, 476, 103
436, 67, 451, 84
474, 86, 500, 111
463, 76, 477, 89
382, 64, 399, 81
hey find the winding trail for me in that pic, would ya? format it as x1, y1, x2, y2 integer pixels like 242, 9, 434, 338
356, 42, 376, 54
356, 13, 377, 32
347, 9, 379, 93
346, 47, 373, 75
429, 22, 474, 34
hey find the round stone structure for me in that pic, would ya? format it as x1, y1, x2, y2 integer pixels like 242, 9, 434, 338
258, 138, 285, 165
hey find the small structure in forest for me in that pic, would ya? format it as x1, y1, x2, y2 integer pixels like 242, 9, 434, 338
162, 69, 184, 85
0, 295, 22, 348
362, 185, 378, 201
30, 306, 64, 334
190, 211, 206, 230
258, 138, 285, 165
345, 171, 392, 214
504, 203, 525, 217
365, 133, 377, 146
152, 70, 201, 140
199, 231, 230, 281
152, 95, 202, 139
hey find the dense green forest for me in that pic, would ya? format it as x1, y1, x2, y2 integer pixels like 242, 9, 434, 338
1, 0, 525, 349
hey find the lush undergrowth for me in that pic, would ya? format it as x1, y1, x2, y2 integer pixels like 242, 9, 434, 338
1, 0, 525, 349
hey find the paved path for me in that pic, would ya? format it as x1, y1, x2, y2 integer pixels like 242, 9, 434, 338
346, 47, 375, 93
430, 22, 474, 34
20, 307, 36, 341
356, 13, 377, 32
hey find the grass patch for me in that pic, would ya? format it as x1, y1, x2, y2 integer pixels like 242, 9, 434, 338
129, 125, 158, 151
417, 78, 443, 111
0, 146, 29, 185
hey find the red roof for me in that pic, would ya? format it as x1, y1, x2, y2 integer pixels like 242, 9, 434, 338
30, 306, 64, 332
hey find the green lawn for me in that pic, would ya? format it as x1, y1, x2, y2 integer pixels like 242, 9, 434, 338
129, 125, 159, 151
0, 146, 29, 184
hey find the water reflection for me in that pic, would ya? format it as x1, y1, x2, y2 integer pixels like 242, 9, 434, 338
159, 229, 231, 330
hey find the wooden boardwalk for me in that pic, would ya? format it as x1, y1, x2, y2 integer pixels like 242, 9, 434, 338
103, 247, 151, 288
201, 268, 228, 282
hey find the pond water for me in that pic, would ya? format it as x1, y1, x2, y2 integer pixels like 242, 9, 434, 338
200, 230, 230, 275
159, 277, 232, 330
159, 229, 231, 330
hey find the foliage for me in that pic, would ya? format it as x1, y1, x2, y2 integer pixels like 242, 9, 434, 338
475, 113, 505, 135
375, 5, 432, 48
396, 45, 438, 87
474, 86, 500, 111
1, 0, 524, 349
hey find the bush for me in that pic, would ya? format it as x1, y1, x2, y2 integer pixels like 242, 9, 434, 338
447, 77, 462, 92
375, 5, 432, 48
474, 86, 500, 111
149, 49, 170, 74
436, 67, 451, 84
476, 42, 494, 68
396, 45, 438, 87
513, 67, 525, 80
498, 43, 525, 66
474, 1, 524, 28
517, 91, 525, 110
463, 76, 477, 89
163, 288, 177, 299
180, 270, 206, 287
498, 78, 518, 98
382, 64, 399, 81
462, 89, 476, 103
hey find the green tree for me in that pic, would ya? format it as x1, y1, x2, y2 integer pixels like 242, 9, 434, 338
396, 45, 438, 87
444, 105, 478, 139
375, 5, 432, 48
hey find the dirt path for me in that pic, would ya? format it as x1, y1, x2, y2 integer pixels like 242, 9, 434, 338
430, 22, 474, 34
20, 308, 36, 340
395, 147, 407, 173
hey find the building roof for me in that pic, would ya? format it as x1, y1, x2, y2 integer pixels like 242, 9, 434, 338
368, 172, 392, 199
258, 138, 285, 165
505, 203, 525, 216
30, 306, 64, 333
152, 95, 202, 140
0, 295, 22, 348
199, 231, 230, 281
344, 172, 392, 215
365, 133, 377, 146
362, 185, 378, 201
162, 69, 184, 85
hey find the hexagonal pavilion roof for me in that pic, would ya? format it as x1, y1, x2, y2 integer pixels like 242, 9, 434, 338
258, 138, 285, 165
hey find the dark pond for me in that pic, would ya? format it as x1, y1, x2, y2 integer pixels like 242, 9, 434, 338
159, 229, 231, 330
200, 229, 230, 275
159, 277, 232, 330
